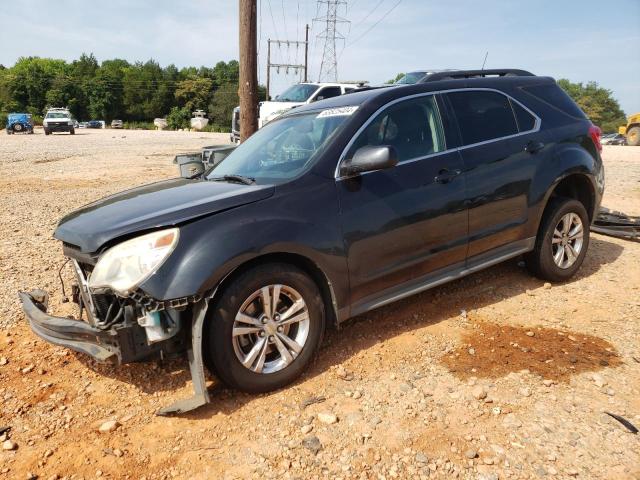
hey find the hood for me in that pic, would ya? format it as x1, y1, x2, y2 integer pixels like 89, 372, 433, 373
55, 178, 275, 253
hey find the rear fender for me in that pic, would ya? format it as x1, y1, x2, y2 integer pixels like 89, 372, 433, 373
527, 139, 601, 237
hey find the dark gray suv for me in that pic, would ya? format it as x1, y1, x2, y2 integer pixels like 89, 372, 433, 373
20, 69, 604, 414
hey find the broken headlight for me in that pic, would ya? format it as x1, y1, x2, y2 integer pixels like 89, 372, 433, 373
88, 228, 179, 296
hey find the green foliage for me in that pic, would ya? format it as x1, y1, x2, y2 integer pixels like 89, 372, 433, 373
166, 106, 191, 130
385, 73, 405, 84
208, 85, 238, 131
557, 79, 627, 133
0, 54, 255, 128
175, 75, 213, 112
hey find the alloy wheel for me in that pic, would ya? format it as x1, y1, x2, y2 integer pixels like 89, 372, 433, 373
232, 284, 310, 374
551, 212, 584, 269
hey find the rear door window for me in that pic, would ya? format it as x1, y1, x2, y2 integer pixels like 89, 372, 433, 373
447, 91, 518, 146
345, 95, 446, 163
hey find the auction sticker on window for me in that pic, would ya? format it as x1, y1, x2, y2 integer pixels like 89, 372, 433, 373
317, 106, 358, 118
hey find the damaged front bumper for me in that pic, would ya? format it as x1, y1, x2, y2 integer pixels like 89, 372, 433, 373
19, 289, 119, 363
18, 279, 212, 416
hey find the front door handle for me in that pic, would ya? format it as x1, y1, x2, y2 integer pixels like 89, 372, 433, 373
434, 168, 461, 184
525, 140, 545, 154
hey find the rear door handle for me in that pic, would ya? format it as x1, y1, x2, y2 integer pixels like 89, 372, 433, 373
434, 168, 462, 184
525, 140, 545, 154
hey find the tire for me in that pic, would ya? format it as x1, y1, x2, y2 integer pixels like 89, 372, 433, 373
525, 197, 590, 282
13, 123, 23, 133
205, 263, 325, 393
626, 126, 640, 147
70, 128, 75, 135
44, 128, 50, 136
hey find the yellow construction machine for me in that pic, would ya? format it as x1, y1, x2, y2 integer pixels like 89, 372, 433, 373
619, 113, 640, 146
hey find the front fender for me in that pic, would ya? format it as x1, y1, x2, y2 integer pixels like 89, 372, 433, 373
139, 179, 349, 313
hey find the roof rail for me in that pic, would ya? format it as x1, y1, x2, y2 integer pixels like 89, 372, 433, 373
419, 69, 535, 82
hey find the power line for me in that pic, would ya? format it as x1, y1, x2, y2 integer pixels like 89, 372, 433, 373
281, 0, 289, 39
346, 0, 401, 47
350, 0, 384, 30
266, 0, 281, 42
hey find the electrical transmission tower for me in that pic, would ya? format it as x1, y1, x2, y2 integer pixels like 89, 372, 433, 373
313, 0, 349, 82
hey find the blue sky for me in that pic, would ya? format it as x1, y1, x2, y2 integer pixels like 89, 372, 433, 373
1, 0, 639, 114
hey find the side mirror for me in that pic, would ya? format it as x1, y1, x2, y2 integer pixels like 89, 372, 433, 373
340, 145, 399, 177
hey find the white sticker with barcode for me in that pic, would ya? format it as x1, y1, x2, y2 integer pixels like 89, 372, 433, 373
317, 106, 358, 118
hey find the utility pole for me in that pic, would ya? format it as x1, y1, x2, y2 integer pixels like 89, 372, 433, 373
265, 29, 309, 100
304, 24, 309, 82
239, 0, 258, 141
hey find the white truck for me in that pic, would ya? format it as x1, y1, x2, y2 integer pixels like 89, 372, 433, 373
43, 107, 75, 135
259, 82, 360, 128
231, 82, 362, 142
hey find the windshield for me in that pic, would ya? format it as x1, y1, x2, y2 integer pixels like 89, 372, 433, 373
46, 112, 70, 119
206, 108, 356, 184
394, 72, 427, 85
276, 84, 319, 102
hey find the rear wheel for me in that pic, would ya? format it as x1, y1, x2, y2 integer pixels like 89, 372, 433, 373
525, 197, 590, 282
626, 126, 640, 146
205, 263, 325, 393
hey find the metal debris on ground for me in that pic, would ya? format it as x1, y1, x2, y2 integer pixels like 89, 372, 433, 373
592, 208, 640, 240
300, 396, 326, 409
605, 412, 639, 434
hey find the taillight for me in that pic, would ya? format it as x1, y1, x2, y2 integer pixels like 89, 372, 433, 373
589, 124, 602, 152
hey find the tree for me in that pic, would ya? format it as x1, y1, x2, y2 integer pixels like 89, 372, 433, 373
0, 55, 251, 131
385, 73, 404, 84
166, 106, 191, 130
557, 79, 626, 133
208, 85, 238, 130
175, 75, 213, 112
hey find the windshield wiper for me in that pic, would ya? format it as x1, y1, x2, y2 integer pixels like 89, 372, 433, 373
210, 174, 256, 185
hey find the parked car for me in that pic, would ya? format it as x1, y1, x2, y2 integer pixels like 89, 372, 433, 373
6, 113, 34, 134
78, 122, 88, 129
394, 69, 457, 84
601, 133, 626, 146
19, 69, 604, 415
43, 108, 74, 135
87, 120, 102, 129
111, 119, 124, 129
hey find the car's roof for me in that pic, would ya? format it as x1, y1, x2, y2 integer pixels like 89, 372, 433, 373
298, 82, 361, 88
290, 74, 555, 117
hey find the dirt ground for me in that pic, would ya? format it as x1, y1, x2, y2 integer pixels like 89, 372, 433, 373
0, 129, 639, 480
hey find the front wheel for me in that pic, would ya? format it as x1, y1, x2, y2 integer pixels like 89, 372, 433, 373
44, 128, 50, 135
205, 263, 325, 393
70, 128, 75, 135
525, 197, 590, 282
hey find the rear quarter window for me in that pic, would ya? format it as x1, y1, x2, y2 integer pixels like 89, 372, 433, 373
510, 100, 537, 132
521, 83, 587, 120
447, 91, 518, 146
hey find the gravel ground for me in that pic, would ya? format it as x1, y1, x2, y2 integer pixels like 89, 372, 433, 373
0, 130, 639, 480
